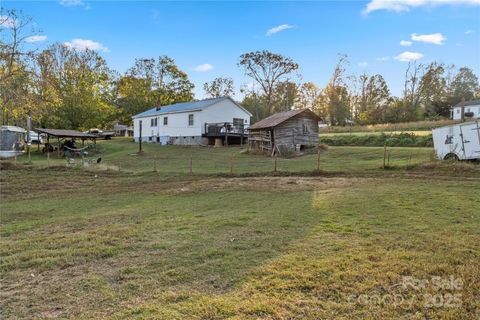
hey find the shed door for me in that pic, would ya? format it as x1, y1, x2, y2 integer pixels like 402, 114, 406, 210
460, 122, 480, 159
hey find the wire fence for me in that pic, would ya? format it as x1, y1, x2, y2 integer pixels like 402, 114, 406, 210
14, 145, 437, 175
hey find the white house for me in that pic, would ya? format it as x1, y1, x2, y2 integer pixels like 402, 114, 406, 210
452, 100, 480, 120
132, 97, 252, 145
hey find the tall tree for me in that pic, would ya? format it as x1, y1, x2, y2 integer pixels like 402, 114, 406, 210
126, 56, 194, 107
419, 62, 448, 118
320, 54, 351, 125
270, 80, 298, 113
448, 67, 479, 102
0, 9, 37, 125
359, 74, 391, 123
295, 82, 323, 116
33, 43, 117, 129
401, 61, 425, 121
203, 77, 234, 98
238, 50, 299, 115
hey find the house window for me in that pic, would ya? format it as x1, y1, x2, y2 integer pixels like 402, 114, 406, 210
456, 109, 460, 114
163, 117, 168, 125
150, 118, 157, 127
188, 114, 194, 126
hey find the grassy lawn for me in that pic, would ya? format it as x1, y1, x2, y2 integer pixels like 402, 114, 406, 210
1, 169, 479, 319
1, 139, 479, 319
11, 138, 435, 174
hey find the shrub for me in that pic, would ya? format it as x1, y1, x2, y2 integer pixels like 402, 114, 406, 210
321, 133, 433, 147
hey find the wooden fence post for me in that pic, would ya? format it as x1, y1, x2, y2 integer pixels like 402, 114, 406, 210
47, 149, 50, 167
383, 143, 387, 169
230, 156, 233, 174
153, 156, 157, 172
317, 148, 321, 171
189, 157, 193, 174
274, 155, 277, 172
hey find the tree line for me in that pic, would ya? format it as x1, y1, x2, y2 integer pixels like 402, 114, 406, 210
1, 9, 479, 130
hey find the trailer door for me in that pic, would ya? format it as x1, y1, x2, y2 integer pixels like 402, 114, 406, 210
460, 122, 480, 160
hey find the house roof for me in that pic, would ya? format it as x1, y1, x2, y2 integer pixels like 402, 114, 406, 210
35, 128, 96, 138
248, 109, 320, 130
453, 99, 480, 108
132, 97, 252, 119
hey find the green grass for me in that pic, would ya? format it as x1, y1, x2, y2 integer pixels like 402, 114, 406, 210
10, 138, 436, 174
2, 138, 479, 318
1, 169, 479, 319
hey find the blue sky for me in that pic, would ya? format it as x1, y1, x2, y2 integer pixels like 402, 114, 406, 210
4, 0, 480, 99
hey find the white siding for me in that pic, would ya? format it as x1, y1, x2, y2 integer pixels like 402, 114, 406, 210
133, 99, 251, 144
452, 105, 480, 120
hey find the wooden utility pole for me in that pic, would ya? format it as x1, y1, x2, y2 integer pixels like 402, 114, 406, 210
460, 97, 465, 122
139, 120, 143, 153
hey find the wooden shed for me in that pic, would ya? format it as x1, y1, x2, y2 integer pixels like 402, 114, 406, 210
247, 109, 321, 156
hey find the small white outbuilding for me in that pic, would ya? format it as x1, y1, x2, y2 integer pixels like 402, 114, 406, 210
132, 97, 252, 145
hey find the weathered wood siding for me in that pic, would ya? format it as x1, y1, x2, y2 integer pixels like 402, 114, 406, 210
273, 113, 319, 148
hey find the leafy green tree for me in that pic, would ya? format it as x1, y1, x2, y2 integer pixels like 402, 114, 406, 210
448, 67, 479, 102
125, 55, 194, 107
270, 80, 298, 113
295, 82, 325, 118
34, 43, 117, 130
419, 62, 449, 118
354, 74, 391, 124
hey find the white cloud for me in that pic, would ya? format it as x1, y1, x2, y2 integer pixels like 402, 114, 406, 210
395, 51, 424, 62
364, 0, 480, 14
411, 33, 446, 45
59, 0, 84, 6
193, 63, 213, 72
266, 24, 294, 36
63, 38, 109, 52
0, 15, 16, 28
358, 62, 368, 68
376, 56, 390, 61
26, 35, 48, 43
400, 40, 412, 46
465, 29, 473, 34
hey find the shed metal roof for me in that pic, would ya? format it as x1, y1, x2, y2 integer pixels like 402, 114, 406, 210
248, 109, 320, 130
35, 128, 96, 138
132, 97, 251, 119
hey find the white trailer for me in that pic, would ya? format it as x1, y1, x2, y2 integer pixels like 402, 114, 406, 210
432, 120, 480, 160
